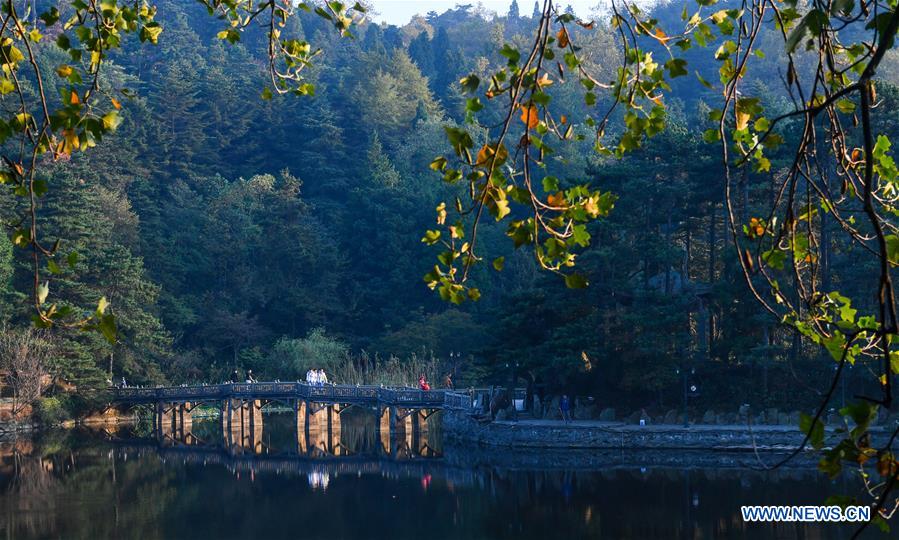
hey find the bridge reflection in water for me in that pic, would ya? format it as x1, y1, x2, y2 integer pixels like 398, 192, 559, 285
156, 402, 441, 461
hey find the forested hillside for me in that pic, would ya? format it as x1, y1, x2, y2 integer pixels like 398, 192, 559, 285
4, 0, 899, 416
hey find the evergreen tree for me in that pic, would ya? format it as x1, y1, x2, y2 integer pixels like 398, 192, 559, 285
408, 31, 436, 79
366, 133, 401, 188
508, 0, 520, 19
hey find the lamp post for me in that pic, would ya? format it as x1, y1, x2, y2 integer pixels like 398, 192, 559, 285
450, 351, 459, 385
833, 363, 852, 408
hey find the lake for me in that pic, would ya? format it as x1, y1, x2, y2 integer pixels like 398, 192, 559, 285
0, 410, 880, 539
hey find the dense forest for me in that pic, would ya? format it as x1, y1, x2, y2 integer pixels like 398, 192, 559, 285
3, 0, 899, 418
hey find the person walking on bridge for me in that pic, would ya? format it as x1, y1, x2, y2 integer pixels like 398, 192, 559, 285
230, 369, 240, 383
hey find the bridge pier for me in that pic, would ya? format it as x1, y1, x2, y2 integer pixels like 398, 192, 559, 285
220, 398, 263, 453
300, 401, 343, 455
156, 401, 194, 444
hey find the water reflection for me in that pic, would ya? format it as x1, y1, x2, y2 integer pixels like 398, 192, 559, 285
0, 411, 882, 539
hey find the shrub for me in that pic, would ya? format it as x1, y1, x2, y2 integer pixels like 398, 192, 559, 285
270, 328, 349, 379
33, 396, 68, 425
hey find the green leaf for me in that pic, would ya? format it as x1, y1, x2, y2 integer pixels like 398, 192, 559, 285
493, 256, 505, 271
799, 412, 825, 450
98, 314, 117, 344
465, 97, 483, 113
459, 74, 480, 93
839, 401, 877, 428
56, 34, 70, 50
564, 273, 589, 289
664, 58, 688, 78
217, 29, 241, 44
12, 228, 29, 248
47, 259, 62, 275
542, 176, 559, 192
40, 7, 60, 26
499, 44, 521, 63
886, 234, 899, 265
835, 98, 856, 114
421, 230, 441, 245
702, 128, 721, 143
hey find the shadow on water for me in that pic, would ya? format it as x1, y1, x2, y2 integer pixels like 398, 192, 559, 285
0, 409, 883, 540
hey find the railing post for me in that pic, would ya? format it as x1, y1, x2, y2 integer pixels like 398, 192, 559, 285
411, 409, 420, 455
155, 401, 162, 440
292, 398, 300, 455
326, 404, 333, 453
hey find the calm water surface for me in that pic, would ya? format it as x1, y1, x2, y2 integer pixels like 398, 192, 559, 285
0, 410, 881, 539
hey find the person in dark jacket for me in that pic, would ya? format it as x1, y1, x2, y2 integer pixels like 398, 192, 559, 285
559, 394, 572, 423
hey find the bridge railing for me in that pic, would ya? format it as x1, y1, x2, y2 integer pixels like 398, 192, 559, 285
113, 382, 447, 406
444, 391, 473, 410
378, 387, 445, 405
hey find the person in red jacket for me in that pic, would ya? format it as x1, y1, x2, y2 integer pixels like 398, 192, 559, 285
418, 375, 431, 391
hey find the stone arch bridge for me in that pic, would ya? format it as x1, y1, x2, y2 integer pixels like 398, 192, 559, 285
112, 382, 445, 457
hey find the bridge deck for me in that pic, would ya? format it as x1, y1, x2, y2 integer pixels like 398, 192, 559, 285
113, 382, 446, 408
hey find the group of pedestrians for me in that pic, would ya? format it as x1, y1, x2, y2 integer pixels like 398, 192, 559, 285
230, 369, 257, 383
305, 368, 329, 386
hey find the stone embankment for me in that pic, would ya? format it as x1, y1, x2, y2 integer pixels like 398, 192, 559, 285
442, 409, 893, 451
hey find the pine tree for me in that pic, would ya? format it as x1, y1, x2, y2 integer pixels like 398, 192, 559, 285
39, 170, 171, 387
508, 0, 520, 19
0, 232, 13, 322
408, 31, 436, 79
367, 133, 401, 188
532, 1, 541, 18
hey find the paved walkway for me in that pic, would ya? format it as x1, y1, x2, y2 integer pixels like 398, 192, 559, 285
492, 419, 888, 432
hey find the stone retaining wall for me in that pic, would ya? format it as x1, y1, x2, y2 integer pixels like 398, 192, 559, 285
443, 409, 891, 451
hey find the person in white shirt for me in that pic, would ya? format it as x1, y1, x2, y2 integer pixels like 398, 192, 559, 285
305, 369, 313, 384
319, 369, 328, 385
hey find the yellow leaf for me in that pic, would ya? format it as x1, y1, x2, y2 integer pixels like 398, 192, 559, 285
556, 28, 570, 48
110, 97, 121, 110
536, 72, 553, 87
520, 105, 539, 129
62, 128, 79, 152
547, 191, 567, 207
475, 143, 509, 167
476, 145, 490, 166
735, 110, 750, 131
56, 65, 72, 77
584, 196, 599, 217
69, 91, 79, 105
